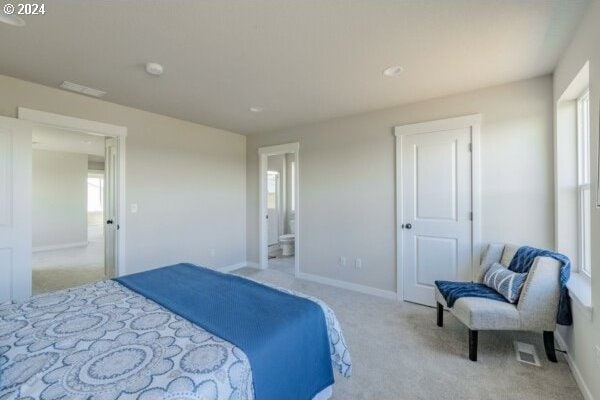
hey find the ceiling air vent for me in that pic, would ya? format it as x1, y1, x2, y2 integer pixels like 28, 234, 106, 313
59, 81, 106, 98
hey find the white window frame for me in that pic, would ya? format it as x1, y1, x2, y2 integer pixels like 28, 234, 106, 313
87, 173, 105, 213
267, 170, 280, 210
576, 90, 591, 277
290, 161, 296, 212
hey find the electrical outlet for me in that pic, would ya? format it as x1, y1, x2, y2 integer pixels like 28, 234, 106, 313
595, 345, 600, 366
209, 248, 216, 258
339, 256, 346, 267
355, 258, 362, 269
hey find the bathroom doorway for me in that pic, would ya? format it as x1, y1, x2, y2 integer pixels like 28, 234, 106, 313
258, 143, 299, 276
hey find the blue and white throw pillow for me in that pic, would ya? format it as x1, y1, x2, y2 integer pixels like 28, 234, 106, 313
483, 262, 528, 303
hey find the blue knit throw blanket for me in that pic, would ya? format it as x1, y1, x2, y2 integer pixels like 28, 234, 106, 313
435, 246, 572, 326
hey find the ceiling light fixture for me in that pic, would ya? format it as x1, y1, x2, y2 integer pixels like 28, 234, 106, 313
0, 12, 25, 27
60, 81, 106, 97
249, 106, 264, 113
383, 65, 404, 77
145, 62, 164, 76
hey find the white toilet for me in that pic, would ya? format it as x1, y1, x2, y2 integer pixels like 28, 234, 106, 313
279, 234, 295, 256
279, 217, 295, 256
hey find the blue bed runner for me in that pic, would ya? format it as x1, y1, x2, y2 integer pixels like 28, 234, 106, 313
115, 264, 333, 400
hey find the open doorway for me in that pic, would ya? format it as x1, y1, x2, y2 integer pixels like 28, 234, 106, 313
259, 143, 299, 276
16, 107, 126, 297
0, 109, 125, 302
30, 127, 111, 294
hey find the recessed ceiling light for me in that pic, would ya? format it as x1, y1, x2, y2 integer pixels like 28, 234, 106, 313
0, 12, 25, 27
383, 65, 404, 77
145, 62, 164, 76
249, 106, 264, 113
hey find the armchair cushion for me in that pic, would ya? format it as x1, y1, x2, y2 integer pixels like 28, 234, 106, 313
435, 286, 521, 330
500, 244, 520, 267
483, 263, 528, 303
476, 243, 505, 282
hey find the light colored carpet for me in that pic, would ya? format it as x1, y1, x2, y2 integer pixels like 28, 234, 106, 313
32, 225, 105, 294
32, 226, 104, 271
268, 255, 295, 275
232, 267, 582, 400
32, 266, 106, 295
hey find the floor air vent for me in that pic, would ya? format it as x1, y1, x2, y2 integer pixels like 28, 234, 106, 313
514, 341, 541, 366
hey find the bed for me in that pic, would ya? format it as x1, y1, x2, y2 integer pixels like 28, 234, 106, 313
0, 264, 351, 400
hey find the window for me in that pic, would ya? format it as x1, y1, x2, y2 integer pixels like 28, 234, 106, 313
87, 174, 104, 212
290, 161, 296, 211
577, 90, 591, 276
267, 171, 279, 209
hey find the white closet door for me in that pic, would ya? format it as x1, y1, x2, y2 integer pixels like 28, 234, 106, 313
0, 116, 32, 302
104, 137, 118, 278
401, 128, 472, 306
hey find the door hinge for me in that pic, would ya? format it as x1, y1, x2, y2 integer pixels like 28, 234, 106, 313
469, 212, 473, 221
468, 143, 472, 152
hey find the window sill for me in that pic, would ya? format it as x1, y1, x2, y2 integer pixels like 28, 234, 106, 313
567, 273, 593, 321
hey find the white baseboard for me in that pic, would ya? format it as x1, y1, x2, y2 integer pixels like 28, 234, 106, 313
555, 331, 596, 400
225, 261, 396, 300
33, 241, 89, 253
217, 262, 249, 273
296, 271, 397, 300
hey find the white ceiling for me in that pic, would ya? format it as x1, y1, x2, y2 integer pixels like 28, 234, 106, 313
33, 126, 105, 158
0, 0, 589, 135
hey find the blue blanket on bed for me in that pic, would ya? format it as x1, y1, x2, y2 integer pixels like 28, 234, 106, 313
435, 246, 572, 326
115, 264, 334, 400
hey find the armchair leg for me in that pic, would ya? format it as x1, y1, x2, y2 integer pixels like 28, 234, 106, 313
437, 302, 444, 327
469, 329, 478, 361
543, 331, 557, 363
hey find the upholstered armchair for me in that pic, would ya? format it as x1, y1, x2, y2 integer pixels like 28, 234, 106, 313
434, 243, 562, 362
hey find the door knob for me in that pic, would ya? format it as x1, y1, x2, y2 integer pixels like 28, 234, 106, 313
405, 223, 412, 230
106, 220, 114, 224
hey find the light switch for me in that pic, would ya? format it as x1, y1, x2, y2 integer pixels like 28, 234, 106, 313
130, 203, 138, 213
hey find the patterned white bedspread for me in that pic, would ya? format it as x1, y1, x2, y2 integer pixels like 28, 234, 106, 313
0, 278, 351, 400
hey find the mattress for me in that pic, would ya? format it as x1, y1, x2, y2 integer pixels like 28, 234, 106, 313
0, 275, 351, 399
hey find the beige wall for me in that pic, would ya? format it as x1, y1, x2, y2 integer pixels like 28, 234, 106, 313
247, 75, 554, 292
0, 74, 247, 275
553, 1, 600, 398
88, 160, 105, 171
32, 149, 88, 249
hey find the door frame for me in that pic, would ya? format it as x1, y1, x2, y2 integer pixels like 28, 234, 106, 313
18, 107, 128, 277
258, 142, 300, 274
394, 114, 482, 302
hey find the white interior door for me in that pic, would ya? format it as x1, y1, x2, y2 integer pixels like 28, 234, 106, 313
402, 128, 472, 306
104, 137, 117, 278
0, 116, 32, 302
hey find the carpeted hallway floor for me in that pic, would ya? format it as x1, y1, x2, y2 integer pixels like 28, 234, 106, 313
32, 266, 106, 295
232, 266, 582, 400
32, 225, 105, 294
